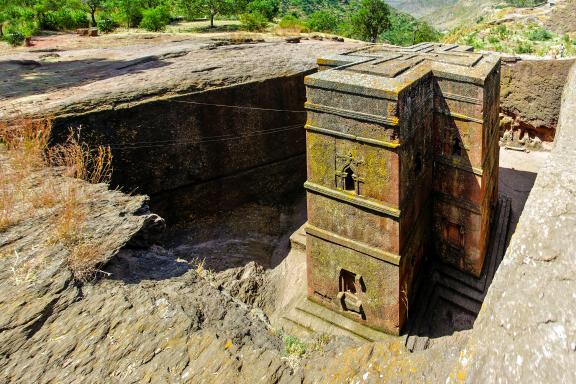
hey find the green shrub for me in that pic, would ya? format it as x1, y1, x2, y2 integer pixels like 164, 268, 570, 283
487, 34, 500, 44
464, 32, 485, 49
41, 8, 89, 31
239, 12, 268, 31
97, 16, 118, 33
527, 26, 553, 41
504, 0, 546, 7
278, 15, 305, 29
139, 6, 171, 32
283, 335, 306, 357
495, 24, 509, 38
5, 30, 25, 46
246, 0, 279, 21
515, 40, 534, 54
306, 10, 338, 33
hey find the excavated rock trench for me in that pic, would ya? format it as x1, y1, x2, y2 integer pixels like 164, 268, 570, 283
0, 40, 568, 382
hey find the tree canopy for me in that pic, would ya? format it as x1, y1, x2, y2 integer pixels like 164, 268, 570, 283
0, 0, 440, 46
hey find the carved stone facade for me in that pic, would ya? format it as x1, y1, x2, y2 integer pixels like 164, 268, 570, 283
304, 43, 501, 335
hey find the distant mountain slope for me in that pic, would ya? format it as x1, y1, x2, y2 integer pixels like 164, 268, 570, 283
384, 0, 458, 18
545, 0, 576, 34
385, 0, 499, 31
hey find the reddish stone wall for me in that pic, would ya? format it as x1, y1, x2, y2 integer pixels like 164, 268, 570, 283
501, 58, 575, 142
52, 73, 310, 223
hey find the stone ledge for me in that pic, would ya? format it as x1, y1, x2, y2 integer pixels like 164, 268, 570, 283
452, 62, 576, 382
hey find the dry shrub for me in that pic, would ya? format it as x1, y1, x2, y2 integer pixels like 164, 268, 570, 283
0, 117, 115, 281
274, 27, 304, 36
29, 178, 59, 209
48, 132, 113, 184
0, 118, 52, 172
0, 182, 16, 232
67, 241, 111, 281
53, 184, 87, 245
0, 165, 22, 232
228, 32, 257, 43
11, 250, 47, 285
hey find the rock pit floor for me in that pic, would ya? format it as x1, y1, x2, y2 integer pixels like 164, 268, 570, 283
0, 147, 550, 383
150, 147, 549, 347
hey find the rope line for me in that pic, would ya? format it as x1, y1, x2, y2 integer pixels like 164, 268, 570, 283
165, 99, 306, 113
93, 123, 302, 146
106, 124, 304, 150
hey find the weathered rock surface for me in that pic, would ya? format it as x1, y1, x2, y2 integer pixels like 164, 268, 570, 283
453, 59, 576, 383
501, 58, 575, 142
0, 247, 296, 383
0, 37, 365, 120
0, 167, 294, 383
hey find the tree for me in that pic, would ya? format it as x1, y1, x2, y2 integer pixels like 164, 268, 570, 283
178, 0, 234, 27
109, 0, 144, 28
306, 9, 339, 33
83, 0, 103, 26
350, 0, 390, 43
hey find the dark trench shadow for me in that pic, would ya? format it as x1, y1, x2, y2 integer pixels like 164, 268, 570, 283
0, 55, 173, 100
157, 192, 308, 274
103, 193, 307, 285
401, 88, 501, 343
404, 165, 538, 342
102, 247, 193, 284
498, 166, 537, 240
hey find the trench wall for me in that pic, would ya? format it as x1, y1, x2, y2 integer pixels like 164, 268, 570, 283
53, 72, 310, 223
453, 61, 576, 382
500, 58, 575, 142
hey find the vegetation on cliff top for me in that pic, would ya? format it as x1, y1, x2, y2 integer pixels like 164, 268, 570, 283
0, 0, 440, 46
444, 2, 576, 57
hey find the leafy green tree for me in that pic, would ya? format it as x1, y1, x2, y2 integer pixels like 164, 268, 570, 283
178, 0, 234, 27
350, 0, 390, 43
306, 9, 339, 33
139, 5, 170, 30
246, 0, 278, 20
239, 10, 267, 30
107, 0, 145, 28
412, 21, 440, 44
83, 0, 103, 26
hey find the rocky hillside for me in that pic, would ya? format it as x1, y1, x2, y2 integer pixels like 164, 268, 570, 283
386, 0, 498, 31
389, 0, 576, 35
444, 1, 576, 57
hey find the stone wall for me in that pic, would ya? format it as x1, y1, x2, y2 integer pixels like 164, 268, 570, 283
53, 72, 310, 223
452, 61, 576, 382
500, 58, 575, 143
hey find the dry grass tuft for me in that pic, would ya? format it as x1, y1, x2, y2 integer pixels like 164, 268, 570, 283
52, 185, 87, 245
0, 118, 52, 172
67, 240, 112, 281
48, 131, 113, 184
0, 118, 115, 281
274, 27, 305, 36
29, 178, 59, 209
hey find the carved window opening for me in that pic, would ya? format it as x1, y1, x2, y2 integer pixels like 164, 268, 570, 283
445, 221, 465, 248
339, 269, 357, 294
337, 269, 365, 319
452, 137, 463, 157
335, 152, 364, 195
344, 167, 355, 191
414, 152, 422, 176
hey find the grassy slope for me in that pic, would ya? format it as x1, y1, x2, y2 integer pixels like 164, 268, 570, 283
384, 0, 459, 18
444, 1, 576, 57
422, 0, 499, 31
384, 0, 498, 31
